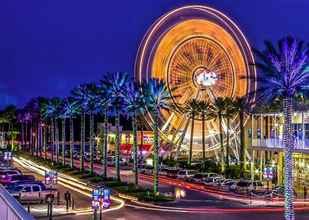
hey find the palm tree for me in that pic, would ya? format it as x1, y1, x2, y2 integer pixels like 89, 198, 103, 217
124, 80, 145, 186
41, 98, 61, 162
71, 84, 91, 172
180, 99, 200, 166
62, 98, 80, 168
223, 98, 237, 169
252, 37, 309, 220
59, 101, 68, 166
143, 79, 173, 194
85, 83, 100, 175
97, 85, 110, 179
197, 100, 213, 166
100, 72, 129, 181
211, 97, 228, 172
232, 97, 252, 176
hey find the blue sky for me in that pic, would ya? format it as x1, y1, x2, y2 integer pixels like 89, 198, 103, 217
0, 0, 308, 108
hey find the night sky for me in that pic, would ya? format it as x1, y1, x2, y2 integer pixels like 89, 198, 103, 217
1, 0, 309, 108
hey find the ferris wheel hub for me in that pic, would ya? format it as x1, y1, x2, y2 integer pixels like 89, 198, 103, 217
193, 67, 218, 89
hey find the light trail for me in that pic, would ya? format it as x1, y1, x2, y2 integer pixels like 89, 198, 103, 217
13, 157, 125, 215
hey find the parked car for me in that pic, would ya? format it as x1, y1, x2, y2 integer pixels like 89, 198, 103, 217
166, 168, 180, 178
1, 174, 35, 185
107, 156, 115, 167
186, 173, 209, 183
221, 180, 238, 190
231, 180, 264, 193
140, 165, 153, 175
176, 170, 198, 179
204, 176, 224, 186
0, 169, 22, 184
159, 167, 169, 176
9, 181, 58, 202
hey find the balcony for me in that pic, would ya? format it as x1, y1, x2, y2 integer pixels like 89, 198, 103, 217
252, 138, 309, 153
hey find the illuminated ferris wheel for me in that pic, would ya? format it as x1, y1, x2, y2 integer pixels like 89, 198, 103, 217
135, 5, 256, 158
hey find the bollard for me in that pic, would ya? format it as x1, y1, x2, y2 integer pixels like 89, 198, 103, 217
93, 209, 97, 220
57, 191, 60, 205
72, 198, 75, 210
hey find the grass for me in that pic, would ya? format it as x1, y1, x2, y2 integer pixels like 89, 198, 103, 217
16, 151, 174, 203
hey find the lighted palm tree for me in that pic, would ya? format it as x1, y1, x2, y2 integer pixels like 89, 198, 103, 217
62, 97, 80, 168
100, 72, 129, 181
71, 84, 91, 172
143, 78, 173, 193
59, 100, 69, 166
0, 105, 17, 151
124, 80, 145, 186
41, 97, 61, 162
232, 96, 252, 176
84, 83, 100, 175
180, 99, 200, 166
211, 97, 228, 172
196, 100, 214, 166
97, 84, 110, 179
222, 97, 236, 168
252, 37, 309, 220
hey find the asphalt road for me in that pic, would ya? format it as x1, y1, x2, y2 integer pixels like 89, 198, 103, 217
15, 155, 309, 220
14, 161, 92, 209
46, 206, 309, 220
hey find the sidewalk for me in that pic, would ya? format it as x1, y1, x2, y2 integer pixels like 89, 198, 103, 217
24, 203, 91, 218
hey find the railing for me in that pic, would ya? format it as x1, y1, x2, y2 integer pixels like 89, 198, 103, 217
252, 138, 309, 150
0, 185, 35, 220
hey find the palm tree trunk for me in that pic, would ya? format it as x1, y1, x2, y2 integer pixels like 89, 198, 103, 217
202, 114, 206, 166
43, 126, 47, 160
80, 112, 85, 172
239, 110, 245, 178
62, 118, 66, 166
90, 113, 94, 175
218, 114, 225, 172
283, 97, 294, 220
132, 111, 138, 186
50, 119, 54, 162
55, 118, 59, 163
26, 122, 28, 152
226, 118, 230, 169
70, 117, 74, 168
188, 114, 195, 166
103, 110, 108, 178
153, 110, 159, 194
115, 110, 121, 181
21, 123, 24, 150
30, 123, 33, 156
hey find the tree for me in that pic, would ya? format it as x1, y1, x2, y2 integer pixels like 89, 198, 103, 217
211, 97, 228, 172
143, 79, 172, 193
71, 84, 91, 172
252, 37, 309, 220
62, 98, 80, 168
84, 83, 100, 175
232, 96, 252, 176
222, 97, 237, 169
100, 72, 129, 181
197, 100, 214, 166
97, 84, 110, 179
41, 98, 61, 162
180, 99, 200, 166
124, 80, 145, 186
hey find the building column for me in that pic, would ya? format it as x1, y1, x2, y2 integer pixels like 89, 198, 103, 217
277, 151, 284, 185
251, 149, 255, 182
